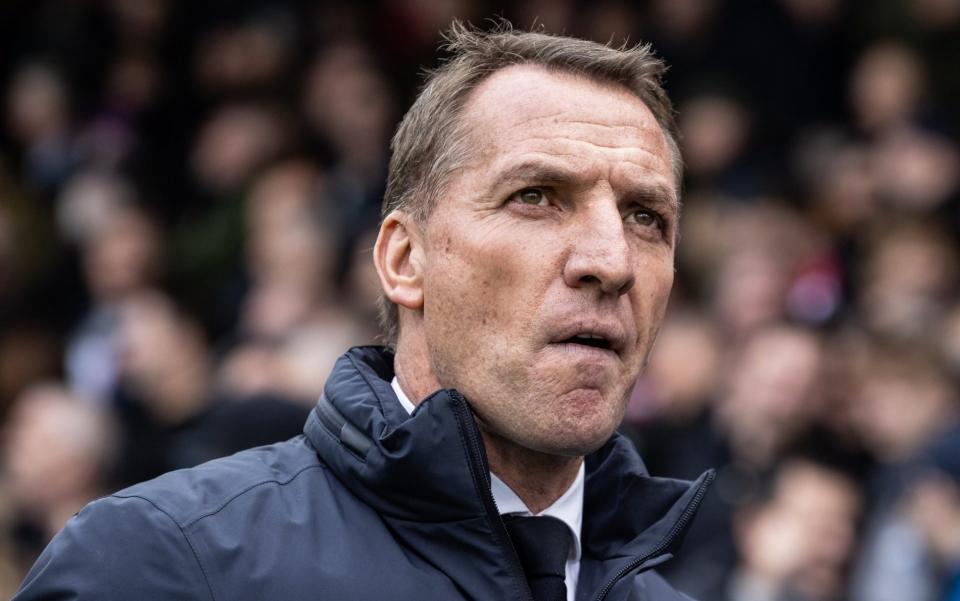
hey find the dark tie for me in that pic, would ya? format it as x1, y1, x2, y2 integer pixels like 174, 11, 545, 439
503, 515, 570, 601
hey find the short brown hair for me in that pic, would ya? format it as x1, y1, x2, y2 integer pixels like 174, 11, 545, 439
379, 20, 683, 344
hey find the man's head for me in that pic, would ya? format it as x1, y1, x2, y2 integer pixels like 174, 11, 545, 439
374, 22, 681, 456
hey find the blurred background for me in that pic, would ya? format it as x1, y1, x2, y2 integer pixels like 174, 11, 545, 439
0, 0, 958, 599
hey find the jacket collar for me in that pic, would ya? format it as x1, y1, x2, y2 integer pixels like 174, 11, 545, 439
304, 346, 488, 521
304, 346, 713, 600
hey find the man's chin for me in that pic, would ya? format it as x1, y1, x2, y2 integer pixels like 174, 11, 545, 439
477, 416, 615, 460
543, 436, 614, 457
518, 423, 619, 458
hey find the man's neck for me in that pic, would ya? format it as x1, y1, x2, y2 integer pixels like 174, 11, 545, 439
479, 426, 583, 514
393, 340, 583, 514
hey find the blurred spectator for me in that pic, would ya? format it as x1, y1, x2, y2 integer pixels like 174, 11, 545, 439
243, 158, 334, 316
906, 476, 960, 601
54, 171, 137, 245
272, 320, 372, 403
729, 458, 861, 601
678, 93, 752, 188
795, 132, 877, 239
627, 311, 723, 427
857, 217, 958, 340
189, 102, 290, 195
215, 317, 373, 405
846, 339, 960, 601
302, 41, 393, 178
715, 325, 824, 469
1, 384, 116, 577
5, 63, 74, 192
687, 202, 830, 338
111, 291, 308, 486
849, 42, 926, 134
871, 126, 960, 211
66, 201, 162, 403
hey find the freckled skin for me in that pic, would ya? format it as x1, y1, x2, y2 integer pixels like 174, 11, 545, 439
417, 65, 677, 461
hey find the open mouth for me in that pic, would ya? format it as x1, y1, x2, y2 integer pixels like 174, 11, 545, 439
560, 334, 613, 351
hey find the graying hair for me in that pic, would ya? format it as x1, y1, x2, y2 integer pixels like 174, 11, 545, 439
379, 20, 683, 345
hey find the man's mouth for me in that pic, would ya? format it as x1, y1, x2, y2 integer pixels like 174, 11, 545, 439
560, 333, 614, 351
548, 318, 628, 356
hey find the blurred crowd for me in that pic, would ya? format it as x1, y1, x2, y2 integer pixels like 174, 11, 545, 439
0, 0, 958, 599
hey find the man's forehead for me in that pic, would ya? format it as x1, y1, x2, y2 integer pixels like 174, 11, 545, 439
461, 64, 664, 143
453, 65, 674, 183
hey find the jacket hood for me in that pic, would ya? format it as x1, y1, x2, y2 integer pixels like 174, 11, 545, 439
304, 346, 713, 600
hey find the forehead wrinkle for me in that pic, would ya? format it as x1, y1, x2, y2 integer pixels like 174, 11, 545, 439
519, 135, 671, 164
493, 116, 671, 171
520, 116, 656, 142
501, 119, 663, 148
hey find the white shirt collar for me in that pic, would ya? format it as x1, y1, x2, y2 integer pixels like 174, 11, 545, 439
490, 465, 584, 564
390, 377, 583, 563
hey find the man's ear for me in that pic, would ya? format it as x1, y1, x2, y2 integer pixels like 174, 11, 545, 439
373, 211, 425, 311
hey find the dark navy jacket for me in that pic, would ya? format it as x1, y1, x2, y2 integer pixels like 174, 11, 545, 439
14, 346, 713, 601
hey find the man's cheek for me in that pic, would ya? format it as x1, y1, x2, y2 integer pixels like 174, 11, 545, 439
425, 263, 497, 339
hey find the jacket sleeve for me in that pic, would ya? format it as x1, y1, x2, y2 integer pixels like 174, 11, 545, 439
12, 494, 215, 601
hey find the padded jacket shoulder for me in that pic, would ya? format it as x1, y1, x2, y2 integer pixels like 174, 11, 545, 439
15, 436, 334, 600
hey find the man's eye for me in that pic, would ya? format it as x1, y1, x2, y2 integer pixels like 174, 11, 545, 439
514, 188, 549, 206
628, 209, 662, 229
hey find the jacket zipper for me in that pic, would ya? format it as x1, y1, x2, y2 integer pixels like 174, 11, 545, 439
450, 391, 536, 601
592, 469, 715, 601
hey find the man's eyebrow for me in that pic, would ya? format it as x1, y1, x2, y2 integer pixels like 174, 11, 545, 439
626, 183, 680, 217
493, 160, 680, 215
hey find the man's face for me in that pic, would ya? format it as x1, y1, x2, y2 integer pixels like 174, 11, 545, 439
420, 65, 678, 456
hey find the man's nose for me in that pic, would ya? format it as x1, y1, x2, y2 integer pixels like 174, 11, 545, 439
562, 201, 635, 296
